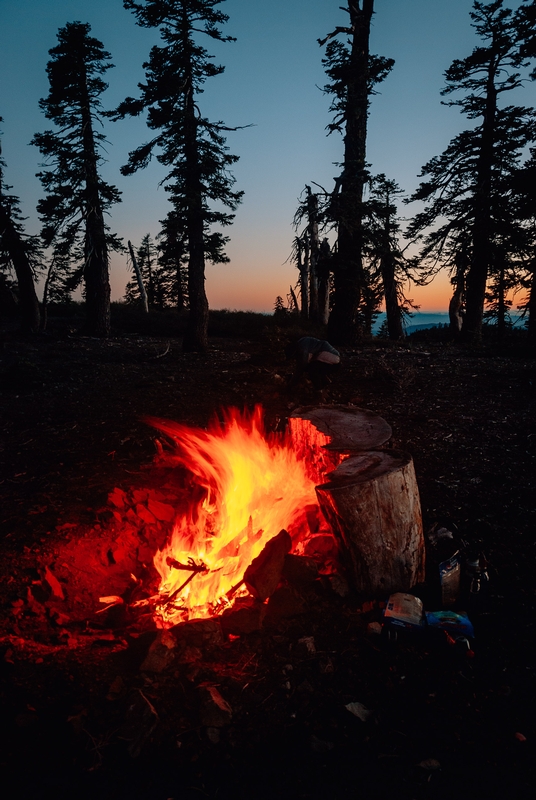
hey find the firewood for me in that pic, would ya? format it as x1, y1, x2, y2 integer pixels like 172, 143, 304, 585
243, 529, 292, 601
289, 405, 392, 452
316, 450, 425, 596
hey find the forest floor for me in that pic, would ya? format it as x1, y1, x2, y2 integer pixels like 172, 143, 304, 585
0, 319, 535, 799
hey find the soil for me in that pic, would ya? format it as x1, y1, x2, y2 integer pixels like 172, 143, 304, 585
1, 321, 535, 800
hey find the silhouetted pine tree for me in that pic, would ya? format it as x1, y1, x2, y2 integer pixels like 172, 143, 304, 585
157, 209, 188, 310
110, 0, 243, 352
364, 175, 412, 341
319, 0, 394, 344
0, 122, 41, 332
508, 145, 536, 344
407, 1, 535, 343
31, 22, 122, 337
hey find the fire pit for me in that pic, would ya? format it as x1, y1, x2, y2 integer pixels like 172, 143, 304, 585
33, 404, 423, 639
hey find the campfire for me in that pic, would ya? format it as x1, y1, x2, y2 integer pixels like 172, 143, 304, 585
140, 406, 337, 627
27, 404, 424, 639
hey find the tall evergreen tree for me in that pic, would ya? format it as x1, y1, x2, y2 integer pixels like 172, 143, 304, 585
408, 1, 534, 343
319, 0, 394, 344
365, 175, 410, 341
110, 0, 243, 352
0, 122, 41, 333
509, 146, 536, 344
157, 209, 189, 309
32, 22, 122, 337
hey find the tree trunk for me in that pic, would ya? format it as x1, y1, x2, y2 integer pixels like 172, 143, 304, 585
327, 0, 374, 345
182, 37, 209, 353
288, 405, 392, 485
0, 201, 40, 333
380, 203, 404, 342
449, 254, 465, 336
79, 68, 110, 338
317, 238, 331, 326
496, 257, 506, 341
527, 254, 536, 348
297, 238, 309, 319
128, 240, 149, 313
307, 187, 320, 323
462, 64, 497, 344
316, 450, 425, 595
381, 250, 404, 340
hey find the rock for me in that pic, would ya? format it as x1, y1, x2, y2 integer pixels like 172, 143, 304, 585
367, 621, 383, 636
220, 598, 266, 636
120, 689, 159, 758
244, 529, 292, 601
282, 554, 319, 585
140, 629, 177, 673
147, 498, 176, 522
173, 618, 223, 649
199, 685, 232, 728
264, 585, 307, 624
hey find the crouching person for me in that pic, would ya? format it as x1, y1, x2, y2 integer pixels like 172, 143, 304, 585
285, 336, 341, 389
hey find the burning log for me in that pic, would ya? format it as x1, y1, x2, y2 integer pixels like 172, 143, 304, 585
316, 451, 425, 596
243, 529, 292, 601
289, 405, 392, 484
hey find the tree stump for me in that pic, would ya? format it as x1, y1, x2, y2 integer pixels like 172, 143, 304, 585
288, 405, 393, 485
315, 450, 425, 596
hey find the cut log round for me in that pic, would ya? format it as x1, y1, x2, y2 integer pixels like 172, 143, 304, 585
315, 450, 425, 596
289, 405, 392, 451
288, 405, 392, 486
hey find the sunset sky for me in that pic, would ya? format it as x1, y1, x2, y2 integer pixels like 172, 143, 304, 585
1, 0, 533, 313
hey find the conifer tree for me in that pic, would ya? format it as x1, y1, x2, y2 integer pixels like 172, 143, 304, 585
0, 123, 41, 333
365, 175, 410, 341
110, 0, 243, 352
32, 22, 122, 337
319, 0, 394, 344
156, 209, 189, 310
407, 1, 535, 343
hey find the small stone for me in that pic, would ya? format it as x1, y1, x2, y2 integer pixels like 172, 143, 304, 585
199, 685, 232, 728
264, 585, 307, 624
282, 554, 319, 585
173, 618, 223, 649
140, 629, 177, 673
367, 621, 383, 636
220, 598, 266, 636
244, 529, 292, 601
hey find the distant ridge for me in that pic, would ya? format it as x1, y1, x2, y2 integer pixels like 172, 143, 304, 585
372, 312, 448, 335
372, 311, 525, 335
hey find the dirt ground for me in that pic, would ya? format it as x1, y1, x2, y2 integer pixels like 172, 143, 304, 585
1, 322, 535, 799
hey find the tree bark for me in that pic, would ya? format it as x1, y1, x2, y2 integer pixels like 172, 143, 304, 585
0, 201, 40, 333
327, 0, 374, 345
288, 405, 392, 485
297, 238, 309, 319
181, 12, 209, 353
382, 248, 404, 340
496, 256, 507, 341
79, 65, 111, 338
317, 238, 331, 326
449, 253, 466, 336
306, 187, 320, 323
128, 240, 149, 313
316, 450, 425, 595
462, 62, 497, 344
527, 254, 536, 348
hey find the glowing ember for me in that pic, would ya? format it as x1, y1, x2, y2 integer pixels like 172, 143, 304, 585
147, 406, 330, 626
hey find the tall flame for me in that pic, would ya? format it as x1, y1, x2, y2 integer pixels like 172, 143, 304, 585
148, 407, 325, 625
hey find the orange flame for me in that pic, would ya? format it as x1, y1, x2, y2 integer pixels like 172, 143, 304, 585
148, 407, 326, 626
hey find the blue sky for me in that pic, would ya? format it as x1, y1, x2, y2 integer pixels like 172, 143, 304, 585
1, 0, 533, 312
